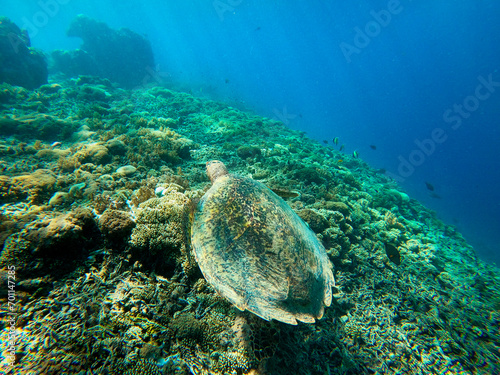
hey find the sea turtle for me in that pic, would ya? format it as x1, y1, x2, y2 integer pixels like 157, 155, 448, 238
191, 160, 335, 325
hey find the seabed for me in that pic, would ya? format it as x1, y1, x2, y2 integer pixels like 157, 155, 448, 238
0, 78, 499, 374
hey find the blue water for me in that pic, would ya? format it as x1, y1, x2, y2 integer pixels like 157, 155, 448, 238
3, 0, 500, 265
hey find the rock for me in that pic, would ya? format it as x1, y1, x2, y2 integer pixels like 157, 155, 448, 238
59, 15, 155, 88
116, 165, 137, 176
0, 17, 48, 89
50, 49, 99, 77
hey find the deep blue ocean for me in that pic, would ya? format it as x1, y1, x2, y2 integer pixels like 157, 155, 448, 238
3, 0, 500, 265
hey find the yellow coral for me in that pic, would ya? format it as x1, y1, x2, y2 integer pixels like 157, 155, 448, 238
10, 169, 56, 203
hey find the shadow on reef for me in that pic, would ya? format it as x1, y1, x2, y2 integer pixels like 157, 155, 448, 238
0, 17, 47, 89
0, 79, 499, 374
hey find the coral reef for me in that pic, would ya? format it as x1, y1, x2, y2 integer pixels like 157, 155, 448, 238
0, 77, 499, 375
53, 15, 155, 88
129, 185, 196, 276
6, 169, 57, 204
0, 17, 48, 89
98, 209, 135, 246
50, 49, 99, 77
0, 208, 99, 278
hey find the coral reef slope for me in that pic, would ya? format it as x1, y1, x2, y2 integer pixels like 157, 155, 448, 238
0, 79, 499, 375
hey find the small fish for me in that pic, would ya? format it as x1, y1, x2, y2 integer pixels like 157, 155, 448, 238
271, 188, 300, 198
333, 137, 339, 145
339, 144, 345, 152
337, 159, 343, 163
425, 182, 435, 191
369, 144, 377, 150
352, 150, 359, 158
323, 140, 328, 144
51, 141, 61, 148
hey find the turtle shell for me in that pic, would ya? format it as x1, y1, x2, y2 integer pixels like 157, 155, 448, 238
191, 162, 335, 325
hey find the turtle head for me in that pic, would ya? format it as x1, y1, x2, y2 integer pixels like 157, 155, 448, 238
206, 160, 228, 184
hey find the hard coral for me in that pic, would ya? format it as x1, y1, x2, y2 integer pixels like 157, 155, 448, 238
98, 209, 135, 245
128, 128, 194, 168
74, 142, 111, 165
124, 359, 163, 375
0, 208, 99, 277
1, 113, 77, 141
297, 208, 330, 233
293, 167, 326, 185
237, 145, 262, 159
130, 186, 156, 207
0, 83, 29, 104
129, 187, 196, 275
9, 169, 56, 203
